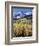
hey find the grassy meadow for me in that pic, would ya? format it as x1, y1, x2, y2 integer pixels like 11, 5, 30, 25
12, 18, 32, 37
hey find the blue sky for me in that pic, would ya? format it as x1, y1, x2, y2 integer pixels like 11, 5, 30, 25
11, 7, 33, 18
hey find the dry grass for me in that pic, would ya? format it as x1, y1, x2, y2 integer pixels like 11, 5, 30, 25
13, 23, 32, 37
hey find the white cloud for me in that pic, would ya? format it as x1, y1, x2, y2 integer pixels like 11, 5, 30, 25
17, 16, 20, 19
24, 12, 32, 15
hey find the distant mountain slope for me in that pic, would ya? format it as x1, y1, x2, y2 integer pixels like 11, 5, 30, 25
13, 11, 32, 20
